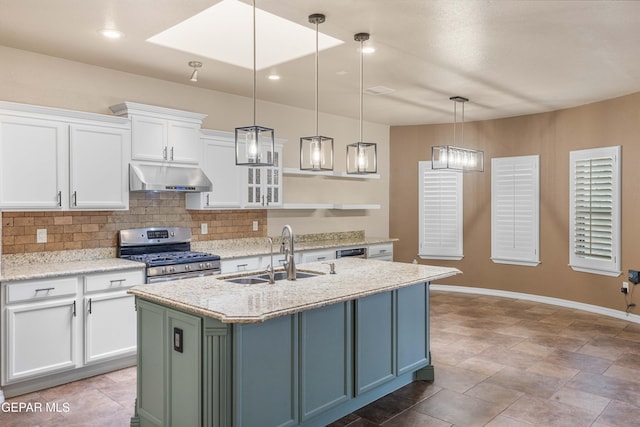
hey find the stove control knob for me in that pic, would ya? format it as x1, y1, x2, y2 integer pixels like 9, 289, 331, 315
169, 267, 175, 273
206, 262, 211, 268
199, 263, 203, 268
185, 265, 190, 271
162, 267, 167, 274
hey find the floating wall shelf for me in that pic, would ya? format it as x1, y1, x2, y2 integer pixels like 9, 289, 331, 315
283, 168, 380, 180
281, 203, 381, 210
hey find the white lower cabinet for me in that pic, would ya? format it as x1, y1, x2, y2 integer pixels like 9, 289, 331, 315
221, 255, 263, 274
84, 291, 136, 364
1, 267, 144, 390
300, 249, 336, 263
367, 243, 394, 261
5, 296, 78, 382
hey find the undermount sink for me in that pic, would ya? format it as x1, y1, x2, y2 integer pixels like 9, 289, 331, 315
224, 270, 321, 284
256, 271, 319, 281
225, 277, 270, 285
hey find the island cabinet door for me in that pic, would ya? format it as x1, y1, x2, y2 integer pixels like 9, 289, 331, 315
396, 283, 429, 375
137, 300, 202, 427
355, 291, 396, 395
299, 302, 352, 422
233, 315, 298, 427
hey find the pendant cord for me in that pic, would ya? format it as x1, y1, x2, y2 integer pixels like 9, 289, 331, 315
315, 20, 319, 136
252, 0, 256, 126
461, 100, 464, 147
453, 100, 457, 146
359, 39, 364, 142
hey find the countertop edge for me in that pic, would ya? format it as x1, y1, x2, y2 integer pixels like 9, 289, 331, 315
129, 263, 461, 323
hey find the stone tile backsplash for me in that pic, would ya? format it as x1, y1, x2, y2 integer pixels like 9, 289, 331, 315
1, 192, 266, 254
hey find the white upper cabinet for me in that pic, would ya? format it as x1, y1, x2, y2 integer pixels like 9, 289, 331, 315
185, 130, 243, 209
0, 115, 67, 209
110, 102, 206, 166
0, 101, 131, 211
69, 124, 130, 210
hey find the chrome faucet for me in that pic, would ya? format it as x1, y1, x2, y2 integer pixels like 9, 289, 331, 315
264, 237, 275, 284
280, 225, 296, 280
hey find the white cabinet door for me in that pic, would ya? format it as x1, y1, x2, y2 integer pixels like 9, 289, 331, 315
185, 132, 243, 209
84, 291, 137, 364
242, 142, 283, 208
167, 121, 200, 164
5, 297, 78, 383
131, 115, 167, 162
300, 249, 336, 263
131, 116, 200, 164
367, 243, 394, 261
69, 124, 129, 210
0, 115, 67, 209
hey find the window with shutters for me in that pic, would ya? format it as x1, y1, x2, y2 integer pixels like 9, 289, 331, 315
491, 155, 540, 266
569, 146, 621, 277
418, 161, 463, 260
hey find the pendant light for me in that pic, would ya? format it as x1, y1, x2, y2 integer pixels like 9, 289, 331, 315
431, 96, 484, 172
347, 32, 377, 174
235, 0, 275, 166
300, 13, 334, 171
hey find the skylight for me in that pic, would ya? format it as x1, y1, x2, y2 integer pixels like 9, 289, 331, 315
147, 0, 344, 70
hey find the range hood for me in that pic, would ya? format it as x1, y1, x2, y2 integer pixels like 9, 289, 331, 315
129, 164, 212, 192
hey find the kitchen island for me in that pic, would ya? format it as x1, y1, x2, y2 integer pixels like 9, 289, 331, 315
128, 258, 460, 427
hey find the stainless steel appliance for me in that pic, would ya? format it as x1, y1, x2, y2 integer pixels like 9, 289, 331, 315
118, 227, 220, 283
335, 247, 367, 259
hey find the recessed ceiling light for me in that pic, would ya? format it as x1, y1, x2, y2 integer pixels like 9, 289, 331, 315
99, 29, 124, 39
268, 74, 281, 81
147, 0, 343, 70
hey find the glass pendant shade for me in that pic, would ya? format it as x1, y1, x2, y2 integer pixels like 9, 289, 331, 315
431, 145, 484, 172
235, 125, 275, 166
300, 135, 334, 171
347, 141, 377, 174
431, 96, 484, 172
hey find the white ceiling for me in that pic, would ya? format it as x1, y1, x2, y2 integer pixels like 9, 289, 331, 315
1, 0, 640, 126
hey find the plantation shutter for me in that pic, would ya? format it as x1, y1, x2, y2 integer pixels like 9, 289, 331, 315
569, 146, 621, 277
418, 161, 463, 260
491, 155, 540, 266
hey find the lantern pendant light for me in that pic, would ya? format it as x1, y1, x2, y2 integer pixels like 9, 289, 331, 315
300, 13, 334, 171
431, 96, 484, 172
347, 32, 377, 174
235, 0, 275, 166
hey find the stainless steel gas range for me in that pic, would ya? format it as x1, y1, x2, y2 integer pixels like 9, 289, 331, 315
118, 227, 221, 283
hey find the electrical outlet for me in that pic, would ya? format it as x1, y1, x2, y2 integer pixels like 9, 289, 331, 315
36, 228, 47, 244
201, 223, 208, 235
622, 281, 629, 294
253, 220, 259, 231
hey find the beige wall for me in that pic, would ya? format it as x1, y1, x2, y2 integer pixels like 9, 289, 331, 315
0, 46, 389, 238
390, 92, 640, 312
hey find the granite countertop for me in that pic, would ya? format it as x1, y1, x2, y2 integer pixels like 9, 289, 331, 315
192, 236, 397, 259
0, 232, 396, 282
128, 258, 461, 324
0, 258, 145, 282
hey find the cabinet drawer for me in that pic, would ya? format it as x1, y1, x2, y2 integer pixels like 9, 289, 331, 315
84, 269, 145, 293
6, 277, 78, 304
368, 243, 393, 258
221, 257, 262, 274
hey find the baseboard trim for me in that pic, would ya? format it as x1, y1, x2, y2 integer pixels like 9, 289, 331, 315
430, 284, 640, 324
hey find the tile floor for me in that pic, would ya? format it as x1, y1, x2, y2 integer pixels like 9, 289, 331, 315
3, 290, 640, 426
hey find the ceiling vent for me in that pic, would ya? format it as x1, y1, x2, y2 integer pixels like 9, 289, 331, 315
364, 86, 395, 95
